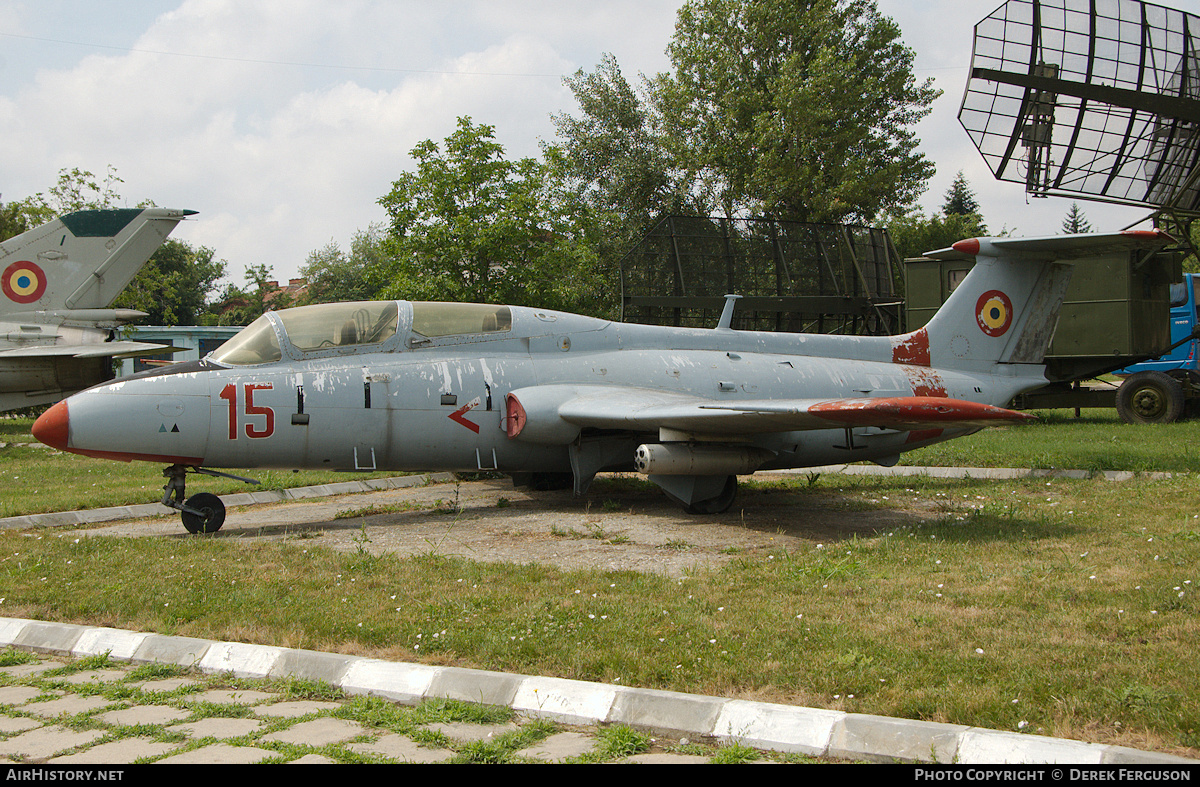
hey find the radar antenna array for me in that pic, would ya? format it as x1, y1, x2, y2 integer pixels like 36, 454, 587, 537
959, 0, 1200, 215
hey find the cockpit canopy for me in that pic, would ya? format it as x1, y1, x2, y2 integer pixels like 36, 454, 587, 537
209, 301, 512, 366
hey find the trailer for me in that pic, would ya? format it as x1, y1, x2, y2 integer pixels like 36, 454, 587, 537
904, 242, 1199, 424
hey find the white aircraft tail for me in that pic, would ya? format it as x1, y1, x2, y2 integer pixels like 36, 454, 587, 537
894, 230, 1175, 375
0, 208, 195, 316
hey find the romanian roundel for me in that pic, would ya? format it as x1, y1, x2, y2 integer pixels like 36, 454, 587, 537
2, 261, 47, 305
975, 290, 1013, 337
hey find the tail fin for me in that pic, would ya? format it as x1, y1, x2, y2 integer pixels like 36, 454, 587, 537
0, 208, 195, 316
906, 230, 1174, 374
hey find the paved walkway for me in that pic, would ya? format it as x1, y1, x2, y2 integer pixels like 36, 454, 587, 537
0, 618, 1192, 766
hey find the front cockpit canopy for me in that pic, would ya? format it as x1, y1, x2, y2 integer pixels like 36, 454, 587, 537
210, 301, 400, 366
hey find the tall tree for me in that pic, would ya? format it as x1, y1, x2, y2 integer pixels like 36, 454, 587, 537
553, 0, 939, 230
1061, 202, 1092, 234
378, 117, 611, 315
942, 171, 981, 216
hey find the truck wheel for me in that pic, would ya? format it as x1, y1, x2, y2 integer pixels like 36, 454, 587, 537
1116, 372, 1185, 424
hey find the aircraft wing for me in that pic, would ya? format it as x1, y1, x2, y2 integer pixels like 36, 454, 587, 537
0, 342, 183, 360
507, 385, 1034, 441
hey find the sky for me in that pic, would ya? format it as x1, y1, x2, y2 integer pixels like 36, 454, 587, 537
0, 0, 1192, 288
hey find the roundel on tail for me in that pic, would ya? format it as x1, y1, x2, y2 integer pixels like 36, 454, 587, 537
2, 261, 47, 304
975, 290, 1013, 337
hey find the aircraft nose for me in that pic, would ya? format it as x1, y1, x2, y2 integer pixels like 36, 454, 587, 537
33, 399, 70, 450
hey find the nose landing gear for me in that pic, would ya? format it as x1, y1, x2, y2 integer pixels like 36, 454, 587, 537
161, 464, 259, 534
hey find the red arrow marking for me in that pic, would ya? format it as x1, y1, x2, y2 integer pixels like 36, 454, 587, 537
449, 397, 482, 433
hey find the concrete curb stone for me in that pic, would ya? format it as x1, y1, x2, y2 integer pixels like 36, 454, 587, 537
0, 615, 1192, 765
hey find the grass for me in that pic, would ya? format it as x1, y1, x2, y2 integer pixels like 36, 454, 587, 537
3, 411, 1200, 756
901, 409, 1200, 472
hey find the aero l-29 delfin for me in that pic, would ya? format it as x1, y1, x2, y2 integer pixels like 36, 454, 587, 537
0, 208, 193, 412
34, 229, 1172, 533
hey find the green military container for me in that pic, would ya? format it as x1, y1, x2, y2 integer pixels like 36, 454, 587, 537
904, 248, 1184, 417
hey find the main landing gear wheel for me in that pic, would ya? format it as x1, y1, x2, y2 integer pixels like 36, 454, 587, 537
684, 475, 738, 515
181, 493, 226, 534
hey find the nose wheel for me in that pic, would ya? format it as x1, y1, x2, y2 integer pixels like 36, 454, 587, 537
161, 464, 258, 534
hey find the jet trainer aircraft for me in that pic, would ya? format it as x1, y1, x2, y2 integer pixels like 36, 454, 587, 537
0, 208, 195, 412
33, 229, 1172, 533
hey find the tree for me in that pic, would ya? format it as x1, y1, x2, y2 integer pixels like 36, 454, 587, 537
1061, 202, 1092, 234
207, 264, 290, 326
553, 0, 939, 229
299, 224, 392, 305
942, 171, 981, 216
1, 166, 126, 242
112, 240, 226, 325
377, 117, 612, 315
887, 209, 990, 263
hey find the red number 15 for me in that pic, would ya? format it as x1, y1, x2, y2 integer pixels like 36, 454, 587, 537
219, 383, 275, 439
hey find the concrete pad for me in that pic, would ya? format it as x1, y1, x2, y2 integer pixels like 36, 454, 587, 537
346, 733, 455, 763
340, 659, 440, 704
260, 717, 365, 746
512, 676, 620, 725
0, 716, 42, 734
96, 704, 190, 727
254, 700, 342, 718
133, 677, 202, 693
608, 687, 726, 736
427, 721, 519, 743
516, 732, 596, 762
59, 669, 129, 685
290, 753, 338, 763
49, 736, 180, 763
157, 743, 278, 764
0, 685, 48, 706
958, 728, 1107, 764
183, 689, 275, 706
167, 717, 264, 740
0, 661, 66, 679
622, 752, 710, 763
0, 725, 107, 759
828, 714, 969, 764
23, 694, 114, 718
713, 699, 845, 756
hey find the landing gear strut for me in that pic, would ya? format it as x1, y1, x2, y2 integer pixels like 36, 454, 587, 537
160, 464, 258, 534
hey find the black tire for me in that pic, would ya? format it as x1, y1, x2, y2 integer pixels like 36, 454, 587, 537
1116, 371, 1185, 424
684, 475, 737, 515
181, 493, 226, 534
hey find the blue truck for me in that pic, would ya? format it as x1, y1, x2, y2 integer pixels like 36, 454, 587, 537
1110, 272, 1200, 423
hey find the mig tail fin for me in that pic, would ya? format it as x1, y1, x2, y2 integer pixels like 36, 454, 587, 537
0, 208, 195, 317
896, 230, 1175, 375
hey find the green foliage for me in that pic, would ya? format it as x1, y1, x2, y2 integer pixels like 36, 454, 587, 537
113, 240, 227, 325
554, 0, 939, 229
887, 209, 990, 262
942, 171, 981, 217
377, 117, 614, 316
300, 224, 392, 305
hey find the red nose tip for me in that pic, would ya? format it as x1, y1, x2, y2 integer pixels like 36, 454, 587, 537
33, 399, 69, 450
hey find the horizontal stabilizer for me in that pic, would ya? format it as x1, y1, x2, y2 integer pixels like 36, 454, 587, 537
507, 385, 1033, 441
0, 341, 182, 359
